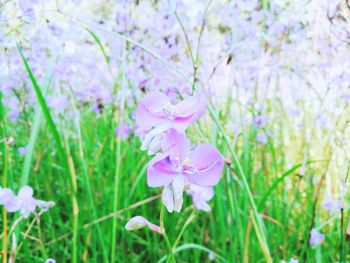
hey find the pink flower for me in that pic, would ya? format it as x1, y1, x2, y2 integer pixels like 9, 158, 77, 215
115, 123, 130, 140
0, 186, 52, 218
309, 228, 325, 246
322, 195, 343, 212
147, 129, 223, 212
187, 184, 214, 212
135, 91, 207, 153
125, 216, 161, 233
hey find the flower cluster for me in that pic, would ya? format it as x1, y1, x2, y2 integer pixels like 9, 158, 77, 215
0, 186, 53, 218
134, 91, 224, 213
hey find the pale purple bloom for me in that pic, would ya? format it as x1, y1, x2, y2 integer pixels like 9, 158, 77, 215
322, 195, 343, 212
309, 228, 325, 246
342, 93, 350, 102
47, 95, 68, 114
135, 92, 207, 131
289, 258, 298, 263
256, 131, 267, 143
135, 91, 207, 153
187, 184, 214, 212
115, 124, 130, 140
252, 115, 268, 127
125, 216, 161, 233
45, 259, 56, 263
18, 145, 28, 155
147, 129, 223, 212
0, 189, 21, 212
208, 251, 215, 261
18, 0, 38, 13
0, 186, 52, 218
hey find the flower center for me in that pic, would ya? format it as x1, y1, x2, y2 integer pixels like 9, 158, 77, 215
162, 102, 175, 120
181, 157, 198, 175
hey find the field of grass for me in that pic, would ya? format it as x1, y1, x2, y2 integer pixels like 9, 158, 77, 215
1, 0, 350, 262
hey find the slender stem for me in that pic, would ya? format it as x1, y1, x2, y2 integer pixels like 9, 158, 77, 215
172, 209, 196, 250
207, 105, 272, 262
0, 92, 8, 263
160, 205, 176, 263
111, 41, 127, 262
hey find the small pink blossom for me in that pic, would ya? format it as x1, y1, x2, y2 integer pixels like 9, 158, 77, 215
125, 216, 161, 233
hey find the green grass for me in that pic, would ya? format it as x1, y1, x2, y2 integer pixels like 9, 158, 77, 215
2, 76, 348, 262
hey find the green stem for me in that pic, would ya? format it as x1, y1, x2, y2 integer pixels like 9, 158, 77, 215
111, 41, 127, 262
207, 105, 272, 262
172, 209, 196, 250
0, 90, 9, 263
160, 205, 176, 263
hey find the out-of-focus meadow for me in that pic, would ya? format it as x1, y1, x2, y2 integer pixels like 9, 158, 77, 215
1, 0, 350, 262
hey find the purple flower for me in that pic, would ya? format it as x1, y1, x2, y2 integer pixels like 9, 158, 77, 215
0, 186, 52, 218
0, 189, 21, 213
135, 91, 207, 153
187, 184, 214, 212
322, 195, 343, 212
256, 131, 267, 143
309, 228, 325, 246
147, 129, 223, 212
18, 0, 38, 13
115, 124, 130, 140
208, 251, 215, 261
252, 115, 268, 127
47, 95, 68, 114
125, 216, 161, 233
18, 145, 28, 155
289, 258, 298, 263
45, 259, 56, 263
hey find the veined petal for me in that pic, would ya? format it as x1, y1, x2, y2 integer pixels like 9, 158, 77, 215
147, 153, 177, 187
172, 175, 185, 213
135, 91, 170, 131
185, 144, 224, 187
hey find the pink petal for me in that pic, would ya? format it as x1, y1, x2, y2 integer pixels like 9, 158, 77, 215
187, 184, 214, 212
147, 153, 178, 187
18, 186, 33, 199
172, 94, 207, 132
161, 128, 190, 160
185, 144, 224, 187
125, 216, 161, 233
135, 91, 170, 131
0, 189, 20, 212
18, 186, 37, 216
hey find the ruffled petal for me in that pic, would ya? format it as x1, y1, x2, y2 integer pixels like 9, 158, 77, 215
0, 189, 20, 212
135, 91, 170, 131
172, 94, 207, 132
18, 186, 37, 217
161, 128, 190, 160
147, 153, 178, 187
185, 144, 224, 187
